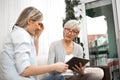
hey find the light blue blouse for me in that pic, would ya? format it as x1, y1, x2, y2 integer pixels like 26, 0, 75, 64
0, 26, 38, 80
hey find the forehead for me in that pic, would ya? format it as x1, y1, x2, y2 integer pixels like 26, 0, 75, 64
65, 26, 78, 30
64, 23, 78, 29
35, 20, 42, 23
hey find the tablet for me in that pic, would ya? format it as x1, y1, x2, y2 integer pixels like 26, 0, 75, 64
66, 57, 89, 70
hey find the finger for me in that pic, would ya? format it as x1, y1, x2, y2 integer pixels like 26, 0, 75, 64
72, 67, 78, 72
75, 64, 84, 71
79, 63, 82, 67
64, 67, 68, 70
75, 64, 79, 68
62, 69, 66, 72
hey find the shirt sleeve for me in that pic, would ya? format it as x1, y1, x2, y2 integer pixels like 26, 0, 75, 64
47, 43, 55, 64
75, 43, 83, 58
12, 30, 32, 74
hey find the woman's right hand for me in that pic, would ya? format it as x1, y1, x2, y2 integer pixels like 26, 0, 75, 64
53, 62, 68, 73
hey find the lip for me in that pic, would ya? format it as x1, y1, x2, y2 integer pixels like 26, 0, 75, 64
65, 35, 72, 39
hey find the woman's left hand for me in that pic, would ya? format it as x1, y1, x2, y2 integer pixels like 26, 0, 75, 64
72, 63, 86, 75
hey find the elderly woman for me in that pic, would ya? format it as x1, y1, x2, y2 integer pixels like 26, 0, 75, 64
45, 19, 104, 80
0, 7, 68, 80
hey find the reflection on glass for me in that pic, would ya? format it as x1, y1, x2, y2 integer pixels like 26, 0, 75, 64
86, 15, 108, 66
86, 3, 120, 80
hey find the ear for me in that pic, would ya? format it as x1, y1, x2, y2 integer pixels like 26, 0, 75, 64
75, 32, 79, 37
27, 18, 33, 25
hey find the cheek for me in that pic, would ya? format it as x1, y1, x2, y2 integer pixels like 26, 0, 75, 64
33, 24, 38, 29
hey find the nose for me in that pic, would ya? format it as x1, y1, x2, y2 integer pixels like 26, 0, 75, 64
37, 25, 41, 30
38, 23, 44, 30
68, 30, 73, 34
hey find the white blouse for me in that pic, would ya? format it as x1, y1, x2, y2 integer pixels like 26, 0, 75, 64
0, 26, 38, 80
62, 54, 74, 76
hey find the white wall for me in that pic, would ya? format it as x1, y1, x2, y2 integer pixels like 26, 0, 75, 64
0, 0, 31, 52
0, 0, 65, 57
0, 0, 89, 62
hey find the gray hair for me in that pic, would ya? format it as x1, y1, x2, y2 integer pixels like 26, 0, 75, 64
15, 7, 43, 28
64, 20, 80, 32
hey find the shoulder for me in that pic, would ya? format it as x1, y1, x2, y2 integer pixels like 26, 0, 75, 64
49, 40, 63, 49
74, 42, 82, 48
10, 26, 32, 43
73, 42, 84, 58
50, 40, 62, 46
12, 26, 29, 37
74, 42, 83, 52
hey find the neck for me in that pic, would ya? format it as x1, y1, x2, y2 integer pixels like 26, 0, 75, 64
62, 39, 74, 55
62, 39, 73, 47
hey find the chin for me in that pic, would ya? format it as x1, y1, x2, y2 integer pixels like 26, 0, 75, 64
65, 38, 72, 41
30, 33, 35, 36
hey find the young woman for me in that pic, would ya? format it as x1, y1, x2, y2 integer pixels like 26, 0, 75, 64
0, 7, 68, 80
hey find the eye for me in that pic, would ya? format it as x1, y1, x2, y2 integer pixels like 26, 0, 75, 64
38, 23, 42, 26
38, 23, 44, 29
65, 28, 70, 31
72, 30, 78, 34
72, 30, 77, 33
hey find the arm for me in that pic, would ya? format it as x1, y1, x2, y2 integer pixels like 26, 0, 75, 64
34, 23, 44, 55
47, 42, 67, 74
47, 43, 56, 64
47, 43, 57, 74
73, 44, 85, 75
13, 30, 67, 77
34, 37, 39, 55
14, 38, 68, 77
21, 62, 68, 77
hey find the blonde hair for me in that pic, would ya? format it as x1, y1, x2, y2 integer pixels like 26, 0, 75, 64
15, 7, 43, 28
64, 19, 80, 32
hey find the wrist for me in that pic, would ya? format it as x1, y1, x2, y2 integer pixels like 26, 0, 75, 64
49, 64, 56, 72
34, 36, 39, 40
79, 71, 84, 76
